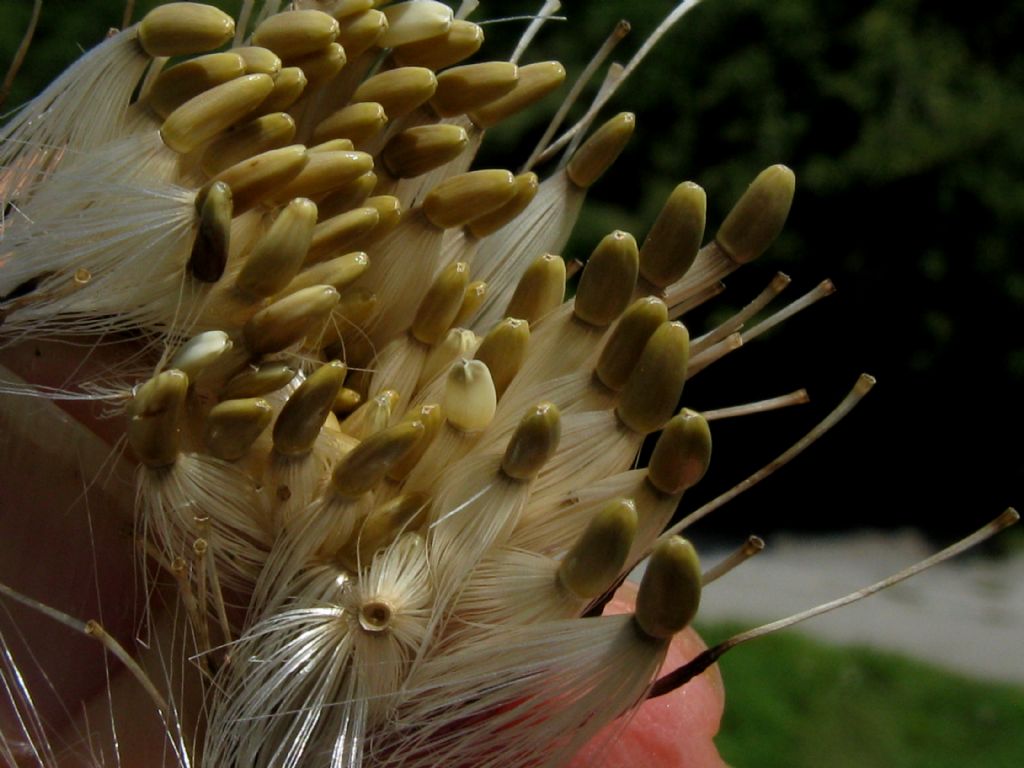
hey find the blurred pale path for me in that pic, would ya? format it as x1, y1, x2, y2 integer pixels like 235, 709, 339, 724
692, 531, 1024, 684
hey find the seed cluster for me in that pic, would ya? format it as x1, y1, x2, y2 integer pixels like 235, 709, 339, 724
0, 2, 803, 766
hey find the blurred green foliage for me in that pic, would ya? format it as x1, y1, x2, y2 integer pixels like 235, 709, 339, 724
701, 621, 1024, 767
1, 0, 1020, 534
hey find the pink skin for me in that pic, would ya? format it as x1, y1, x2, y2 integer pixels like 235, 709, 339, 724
0, 340, 726, 766
567, 582, 727, 768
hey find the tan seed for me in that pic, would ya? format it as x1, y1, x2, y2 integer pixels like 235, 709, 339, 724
236, 198, 318, 297
558, 499, 638, 599
716, 164, 796, 264
422, 169, 517, 230
205, 398, 273, 461
469, 61, 566, 129
161, 74, 275, 154
392, 20, 483, 71
314, 102, 388, 146
188, 181, 232, 283
252, 9, 340, 59
635, 536, 702, 640
206, 144, 308, 214
200, 112, 297, 177
617, 321, 690, 434
596, 297, 668, 392
273, 360, 347, 455
148, 53, 246, 119
574, 230, 639, 327
138, 3, 235, 57
502, 402, 561, 481
566, 112, 636, 189
243, 285, 340, 355
647, 409, 712, 495
351, 67, 437, 122
331, 421, 425, 497
432, 62, 519, 117
639, 181, 706, 288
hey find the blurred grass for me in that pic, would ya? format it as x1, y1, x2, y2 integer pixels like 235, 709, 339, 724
698, 622, 1024, 767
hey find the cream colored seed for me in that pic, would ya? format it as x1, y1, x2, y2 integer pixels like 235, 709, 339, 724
422, 169, 517, 230
639, 181, 707, 288
200, 113, 297, 177
647, 408, 712, 495
137, 2, 235, 57
331, 421, 425, 498
282, 252, 368, 296
412, 261, 470, 345
314, 102, 388, 146
617, 321, 690, 434
335, 9, 388, 57
466, 172, 539, 238
391, 19, 484, 71
432, 62, 519, 117
127, 370, 189, 468
502, 402, 561, 481
255, 67, 307, 115
469, 61, 566, 129
233, 46, 282, 75
382, 124, 469, 179
205, 398, 273, 461
221, 361, 296, 400
252, 9, 340, 59
148, 53, 246, 119
207, 144, 308, 214
574, 230, 640, 327
387, 404, 444, 481
273, 360, 347, 456
288, 43, 346, 88
243, 285, 340, 356
161, 74, 275, 154
566, 112, 636, 189
379, 1, 453, 48
351, 68, 438, 122
474, 317, 529, 400
308, 208, 380, 263
267, 151, 374, 205
189, 181, 232, 283
596, 296, 668, 391
236, 198, 318, 298
443, 359, 496, 432
558, 499, 638, 600
716, 164, 796, 265
505, 253, 565, 325
635, 536, 702, 640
